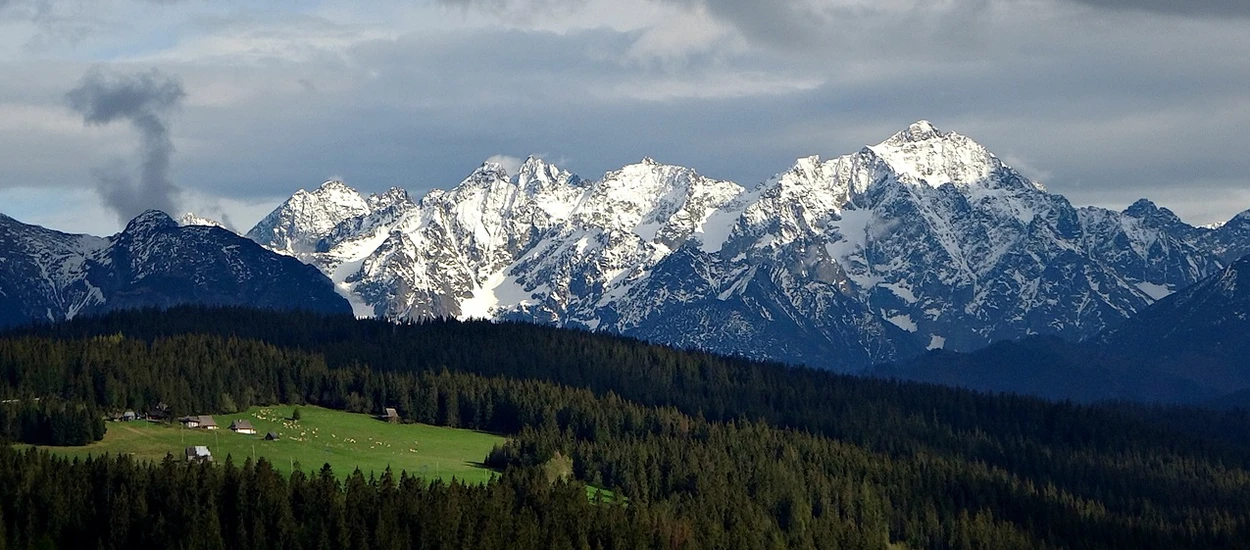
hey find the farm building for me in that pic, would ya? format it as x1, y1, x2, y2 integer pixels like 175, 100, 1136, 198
265, 432, 280, 441
180, 415, 218, 430
229, 420, 256, 435
185, 446, 212, 463
380, 407, 399, 422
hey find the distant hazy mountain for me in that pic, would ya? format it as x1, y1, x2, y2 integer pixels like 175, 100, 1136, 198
0, 210, 351, 327
246, 121, 1246, 371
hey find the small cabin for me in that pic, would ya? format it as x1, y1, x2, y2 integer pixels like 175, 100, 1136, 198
265, 432, 280, 441
229, 420, 256, 435
185, 446, 212, 463
380, 407, 399, 423
121, 410, 137, 422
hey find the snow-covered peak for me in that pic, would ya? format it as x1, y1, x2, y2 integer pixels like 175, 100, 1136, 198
315, 179, 353, 193
516, 156, 582, 193
881, 120, 945, 145
467, 161, 512, 182
306, 180, 368, 208
177, 212, 227, 229
367, 187, 412, 211
868, 121, 1042, 194
245, 180, 372, 255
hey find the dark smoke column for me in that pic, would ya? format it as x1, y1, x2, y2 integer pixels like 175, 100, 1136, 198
67, 68, 186, 224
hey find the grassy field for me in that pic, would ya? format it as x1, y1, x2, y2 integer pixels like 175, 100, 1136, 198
22, 405, 506, 483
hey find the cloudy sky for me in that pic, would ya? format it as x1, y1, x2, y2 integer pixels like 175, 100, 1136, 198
1, 0, 1248, 235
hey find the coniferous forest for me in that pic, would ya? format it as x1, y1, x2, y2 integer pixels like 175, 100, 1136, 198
2, 307, 1250, 548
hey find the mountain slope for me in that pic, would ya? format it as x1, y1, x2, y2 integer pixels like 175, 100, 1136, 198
0, 210, 351, 327
245, 122, 1235, 371
879, 256, 1250, 403
0, 213, 109, 326
1095, 255, 1250, 390
1202, 209, 1250, 263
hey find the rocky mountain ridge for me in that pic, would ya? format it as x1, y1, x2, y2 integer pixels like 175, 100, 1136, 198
232, 121, 1247, 371
0, 210, 351, 327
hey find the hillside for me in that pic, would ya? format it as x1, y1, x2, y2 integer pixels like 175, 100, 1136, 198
0, 210, 351, 328
878, 256, 1250, 403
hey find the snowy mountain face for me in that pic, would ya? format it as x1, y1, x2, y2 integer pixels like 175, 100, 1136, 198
0, 211, 351, 327
246, 180, 372, 256
246, 121, 1239, 371
0, 213, 110, 327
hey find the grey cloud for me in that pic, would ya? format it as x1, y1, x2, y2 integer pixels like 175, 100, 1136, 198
140, 18, 1250, 229
436, 0, 591, 22
1059, 0, 1250, 17
66, 68, 186, 224
5, 2, 1246, 233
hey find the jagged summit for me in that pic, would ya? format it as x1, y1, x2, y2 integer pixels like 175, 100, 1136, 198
246, 178, 372, 256
1122, 199, 1184, 226
866, 120, 1044, 193
319, 179, 351, 190
881, 120, 945, 145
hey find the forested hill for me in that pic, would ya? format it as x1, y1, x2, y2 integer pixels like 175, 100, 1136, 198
4, 307, 1250, 548
15, 306, 1250, 458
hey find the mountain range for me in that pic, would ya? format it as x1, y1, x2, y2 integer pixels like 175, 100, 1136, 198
0, 210, 350, 327
3, 120, 1246, 380
242, 121, 1249, 372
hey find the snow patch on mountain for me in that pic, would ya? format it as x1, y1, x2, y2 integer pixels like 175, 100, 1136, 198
177, 213, 228, 229
1135, 281, 1173, 300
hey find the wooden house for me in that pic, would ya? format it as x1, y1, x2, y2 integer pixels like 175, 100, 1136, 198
229, 420, 256, 435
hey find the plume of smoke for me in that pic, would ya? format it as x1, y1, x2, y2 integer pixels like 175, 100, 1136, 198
66, 67, 185, 225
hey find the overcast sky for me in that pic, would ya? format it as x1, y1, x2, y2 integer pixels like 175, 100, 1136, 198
1, 0, 1248, 234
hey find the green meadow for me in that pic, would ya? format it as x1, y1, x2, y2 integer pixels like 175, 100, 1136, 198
23, 405, 506, 483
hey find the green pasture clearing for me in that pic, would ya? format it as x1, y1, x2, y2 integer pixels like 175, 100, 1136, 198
23, 405, 505, 483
